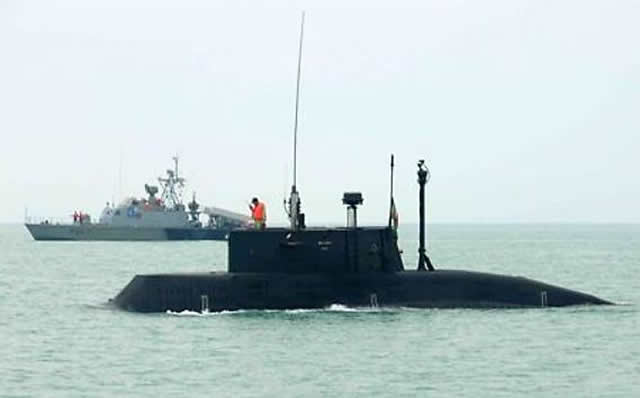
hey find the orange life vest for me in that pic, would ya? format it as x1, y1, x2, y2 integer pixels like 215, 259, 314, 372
252, 202, 266, 221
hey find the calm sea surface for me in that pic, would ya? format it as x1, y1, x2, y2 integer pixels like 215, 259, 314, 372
1, 223, 638, 397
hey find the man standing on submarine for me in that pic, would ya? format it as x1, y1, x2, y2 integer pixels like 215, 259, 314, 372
249, 197, 267, 230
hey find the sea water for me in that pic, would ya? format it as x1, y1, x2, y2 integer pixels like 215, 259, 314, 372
1, 224, 638, 397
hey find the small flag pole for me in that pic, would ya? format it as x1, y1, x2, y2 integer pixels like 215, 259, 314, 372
388, 154, 395, 228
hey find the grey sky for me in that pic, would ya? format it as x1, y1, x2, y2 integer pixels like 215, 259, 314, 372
1, 0, 639, 224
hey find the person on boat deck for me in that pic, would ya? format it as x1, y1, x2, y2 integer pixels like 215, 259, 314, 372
249, 197, 266, 230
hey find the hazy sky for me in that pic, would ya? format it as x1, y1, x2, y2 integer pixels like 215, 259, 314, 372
1, 0, 639, 224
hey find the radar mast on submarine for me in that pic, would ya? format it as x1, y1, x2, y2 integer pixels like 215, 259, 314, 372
417, 160, 435, 272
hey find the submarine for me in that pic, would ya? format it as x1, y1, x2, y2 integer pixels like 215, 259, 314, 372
111, 158, 611, 313
112, 13, 610, 313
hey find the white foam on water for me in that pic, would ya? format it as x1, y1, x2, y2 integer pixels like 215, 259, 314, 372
325, 304, 361, 312
166, 310, 264, 317
166, 309, 206, 317
165, 304, 402, 317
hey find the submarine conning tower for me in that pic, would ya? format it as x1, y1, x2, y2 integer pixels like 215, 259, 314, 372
229, 192, 404, 274
227, 161, 432, 276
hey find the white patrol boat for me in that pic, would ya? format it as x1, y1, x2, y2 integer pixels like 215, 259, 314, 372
25, 157, 249, 241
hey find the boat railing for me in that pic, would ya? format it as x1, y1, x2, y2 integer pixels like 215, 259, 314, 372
25, 214, 95, 225
25, 215, 75, 225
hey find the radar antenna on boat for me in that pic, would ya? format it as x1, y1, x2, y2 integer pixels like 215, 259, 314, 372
158, 156, 186, 210
285, 11, 306, 230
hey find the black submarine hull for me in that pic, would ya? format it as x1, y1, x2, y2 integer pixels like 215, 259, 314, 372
112, 269, 611, 313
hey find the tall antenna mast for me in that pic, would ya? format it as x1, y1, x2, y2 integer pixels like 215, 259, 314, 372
293, 11, 305, 189
287, 11, 306, 230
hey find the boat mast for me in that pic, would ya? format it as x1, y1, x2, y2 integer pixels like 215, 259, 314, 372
288, 11, 306, 230
159, 156, 186, 209
388, 154, 395, 228
118, 149, 123, 204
